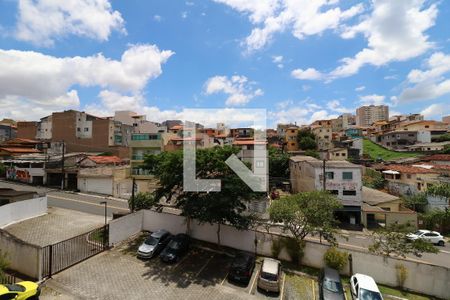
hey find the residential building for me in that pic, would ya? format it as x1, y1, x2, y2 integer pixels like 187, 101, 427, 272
114, 111, 166, 134
0, 138, 43, 159
232, 138, 268, 166
356, 105, 389, 127
328, 148, 348, 161
276, 123, 296, 138
311, 125, 332, 151
344, 128, 363, 139
290, 155, 362, 224
284, 126, 299, 152
361, 187, 417, 229
378, 131, 418, 150
230, 127, 254, 138
0, 188, 38, 206
0, 123, 16, 142
443, 115, 450, 124
130, 133, 163, 176
398, 120, 447, 132
420, 154, 450, 165
405, 141, 450, 152
17, 110, 132, 158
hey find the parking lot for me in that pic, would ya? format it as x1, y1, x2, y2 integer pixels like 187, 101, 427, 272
45, 233, 306, 300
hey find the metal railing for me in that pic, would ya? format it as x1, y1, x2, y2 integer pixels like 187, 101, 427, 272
0, 274, 16, 284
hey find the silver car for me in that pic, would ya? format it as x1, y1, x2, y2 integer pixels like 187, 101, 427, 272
137, 229, 171, 259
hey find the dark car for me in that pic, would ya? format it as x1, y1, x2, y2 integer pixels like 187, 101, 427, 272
137, 229, 171, 259
319, 267, 345, 300
228, 252, 255, 284
160, 233, 190, 263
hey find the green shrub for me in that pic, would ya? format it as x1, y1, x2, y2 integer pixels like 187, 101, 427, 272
129, 192, 158, 211
271, 238, 282, 258
323, 247, 348, 271
283, 238, 304, 265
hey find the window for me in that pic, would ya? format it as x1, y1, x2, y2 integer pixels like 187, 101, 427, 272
84, 127, 89, 132
330, 190, 339, 195
342, 172, 353, 180
381, 207, 391, 211
325, 172, 334, 179
407, 174, 411, 179
291, 143, 295, 146
335, 153, 340, 156
77, 127, 81, 132
342, 153, 346, 157
343, 190, 356, 196
425, 125, 429, 128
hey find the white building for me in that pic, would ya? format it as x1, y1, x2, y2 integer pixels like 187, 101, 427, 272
290, 155, 362, 225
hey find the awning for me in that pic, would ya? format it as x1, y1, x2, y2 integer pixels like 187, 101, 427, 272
382, 170, 400, 175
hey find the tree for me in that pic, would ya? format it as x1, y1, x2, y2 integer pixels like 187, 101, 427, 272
304, 149, 319, 159
363, 168, 385, 189
269, 191, 342, 262
324, 247, 348, 271
144, 146, 261, 246
297, 129, 317, 150
0, 250, 9, 282
403, 192, 428, 213
368, 223, 438, 258
421, 209, 450, 232
129, 192, 158, 211
427, 183, 450, 199
268, 146, 290, 178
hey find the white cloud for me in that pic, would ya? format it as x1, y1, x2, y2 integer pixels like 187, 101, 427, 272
384, 75, 398, 80
214, 0, 364, 52
355, 86, 365, 92
204, 75, 263, 106
291, 68, 324, 80
330, 0, 437, 79
153, 15, 163, 22
359, 94, 386, 105
272, 55, 284, 68
421, 103, 449, 119
327, 99, 352, 113
15, 0, 126, 47
398, 52, 450, 102
0, 45, 174, 120
181, 11, 188, 19
269, 99, 336, 126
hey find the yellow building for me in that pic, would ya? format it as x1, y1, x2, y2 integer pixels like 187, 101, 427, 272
285, 126, 299, 152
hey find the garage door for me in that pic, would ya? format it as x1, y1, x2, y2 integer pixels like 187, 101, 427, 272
84, 178, 113, 195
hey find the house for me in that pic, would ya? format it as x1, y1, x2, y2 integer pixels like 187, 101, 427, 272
361, 187, 417, 229
232, 138, 267, 165
378, 131, 418, 150
290, 155, 362, 224
284, 126, 299, 152
380, 164, 444, 196
311, 125, 332, 151
0, 123, 16, 142
420, 154, 450, 165
3, 154, 46, 185
79, 155, 123, 167
129, 133, 163, 176
405, 141, 450, 152
77, 166, 131, 198
328, 148, 348, 161
0, 147, 41, 158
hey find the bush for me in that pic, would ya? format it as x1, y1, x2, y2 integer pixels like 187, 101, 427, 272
129, 192, 158, 211
363, 168, 385, 189
323, 247, 348, 271
0, 250, 9, 282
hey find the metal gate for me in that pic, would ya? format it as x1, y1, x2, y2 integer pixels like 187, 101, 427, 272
42, 225, 108, 278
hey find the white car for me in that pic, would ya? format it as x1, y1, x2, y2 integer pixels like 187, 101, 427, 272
407, 230, 445, 246
350, 274, 383, 300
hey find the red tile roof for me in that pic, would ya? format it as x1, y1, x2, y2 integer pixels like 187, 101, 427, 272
233, 140, 267, 146
170, 137, 201, 142
421, 154, 450, 162
5, 138, 40, 144
0, 147, 41, 153
381, 164, 439, 174
87, 156, 122, 164
170, 125, 183, 130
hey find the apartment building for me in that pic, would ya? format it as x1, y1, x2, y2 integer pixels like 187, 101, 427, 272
290, 155, 362, 224
311, 125, 332, 151
0, 123, 16, 142
114, 111, 166, 134
356, 105, 389, 127
17, 110, 132, 158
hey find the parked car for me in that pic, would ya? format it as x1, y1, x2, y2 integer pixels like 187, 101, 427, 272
319, 267, 345, 300
0, 281, 40, 300
350, 274, 383, 300
227, 252, 255, 284
160, 233, 190, 263
407, 230, 445, 246
137, 229, 171, 259
257, 258, 281, 293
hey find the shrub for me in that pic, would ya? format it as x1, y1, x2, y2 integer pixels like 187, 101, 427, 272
0, 250, 9, 282
129, 192, 158, 211
395, 264, 408, 290
323, 247, 348, 271
271, 238, 282, 258
283, 238, 305, 265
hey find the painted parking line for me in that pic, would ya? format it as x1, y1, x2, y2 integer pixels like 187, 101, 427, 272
249, 269, 259, 294
279, 273, 286, 300
220, 270, 230, 285
172, 254, 190, 271
195, 254, 214, 277
311, 278, 316, 300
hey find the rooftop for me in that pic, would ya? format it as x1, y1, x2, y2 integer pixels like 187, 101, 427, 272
86, 155, 122, 164
381, 164, 439, 174
290, 155, 359, 168
0, 147, 41, 154
362, 186, 399, 205
421, 154, 450, 162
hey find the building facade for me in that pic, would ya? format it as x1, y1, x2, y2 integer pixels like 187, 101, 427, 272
356, 105, 389, 127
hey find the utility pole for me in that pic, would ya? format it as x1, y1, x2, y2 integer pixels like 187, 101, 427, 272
131, 177, 136, 212
60, 140, 65, 190
322, 158, 326, 191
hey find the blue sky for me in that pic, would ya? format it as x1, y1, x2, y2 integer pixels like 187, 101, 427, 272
0, 0, 449, 127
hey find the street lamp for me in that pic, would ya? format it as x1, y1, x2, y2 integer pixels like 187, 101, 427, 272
100, 201, 107, 226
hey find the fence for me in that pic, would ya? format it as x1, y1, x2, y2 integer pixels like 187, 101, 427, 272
109, 209, 450, 299
41, 225, 109, 279
0, 196, 47, 228
0, 274, 16, 284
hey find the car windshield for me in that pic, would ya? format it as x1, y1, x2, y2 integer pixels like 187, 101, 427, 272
261, 272, 277, 281
413, 231, 423, 235
168, 240, 181, 250
232, 256, 249, 267
144, 236, 158, 246
360, 288, 383, 300
4, 284, 26, 292
323, 278, 342, 293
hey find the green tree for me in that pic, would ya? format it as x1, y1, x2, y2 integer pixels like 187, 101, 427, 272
403, 192, 428, 213
129, 192, 158, 211
421, 209, 450, 232
323, 247, 348, 271
368, 223, 438, 258
144, 146, 261, 246
362, 168, 385, 189
297, 129, 317, 150
0, 250, 9, 282
427, 183, 450, 199
304, 149, 319, 159
268, 146, 290, 178
269, 191, 342, 263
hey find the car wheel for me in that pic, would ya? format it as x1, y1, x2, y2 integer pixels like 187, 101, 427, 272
438, 240, 445, 247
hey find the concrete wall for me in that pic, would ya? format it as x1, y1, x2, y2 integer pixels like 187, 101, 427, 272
109, 210, 450, 299
0, 197, 47, 228
0, 229, 42, 280
108, 210, 143, 246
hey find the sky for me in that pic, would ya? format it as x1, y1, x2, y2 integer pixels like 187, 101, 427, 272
0, 0, 450, 128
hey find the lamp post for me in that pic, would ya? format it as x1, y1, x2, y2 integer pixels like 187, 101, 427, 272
100, 201, 107, 226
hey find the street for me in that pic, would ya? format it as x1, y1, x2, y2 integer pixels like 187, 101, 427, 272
2, 180, 449, 268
